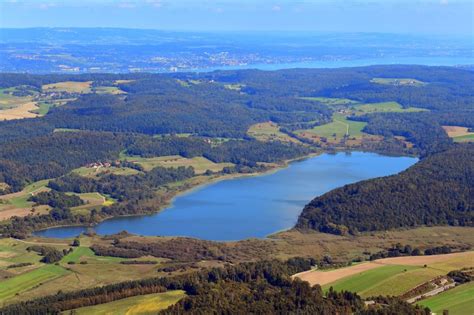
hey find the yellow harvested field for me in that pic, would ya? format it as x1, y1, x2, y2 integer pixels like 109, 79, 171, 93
0, 206, 50, 221
0, 101, 39, 120
443, 126, 474, 138
42, 81, 92, 93
293, 251, 474, 286
293, 262, 380, 286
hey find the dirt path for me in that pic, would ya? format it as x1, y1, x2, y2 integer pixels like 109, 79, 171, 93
293, 252, 474, 286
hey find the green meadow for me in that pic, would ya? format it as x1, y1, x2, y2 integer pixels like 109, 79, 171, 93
0, 265, 69, 301
417, 282, 474, 315
322, 265, 420, 297
298, 113, 367, 139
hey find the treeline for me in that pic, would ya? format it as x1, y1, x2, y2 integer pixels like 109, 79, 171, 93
0, 131, 125, 193
49, 166, 195, 201
127, 137, 310, 165
90, 237, 278, 263
350, 112, 452, 157
367, 243, 466, 261
296, 143, 474, 235
0, 258, 429, 315
29, 191, 84, 208
26, 245, 69, 264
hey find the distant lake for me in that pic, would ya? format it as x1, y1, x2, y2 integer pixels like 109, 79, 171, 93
180, 56, 473, 73
35, 152, 417, 240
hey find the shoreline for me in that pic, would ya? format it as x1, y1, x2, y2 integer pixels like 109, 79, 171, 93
32, 151, 322, 236
32, 149, 416, 238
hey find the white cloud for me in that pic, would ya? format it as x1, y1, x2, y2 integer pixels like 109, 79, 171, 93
272, 5, 281, 11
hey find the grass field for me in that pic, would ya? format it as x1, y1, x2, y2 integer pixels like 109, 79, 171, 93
60, 247, 96, 264
0, 179, 51, 220
42, 81, 92, 93
72, 166, 141, 178
301, 97, 358, 106
121, 154, 234, 174
71, 290, 186, 315
442, 126, 474, 143
353, 101, 427, 114
69, 192, 115, 214
297, 113, 367, 140
370, 78, 426, 86
417, 282, 474, 315
0, 264, 69, 301
322, 265, 421, 296
94, 86, 126, 95
453, 134, 474, 142
247, 122, 301, 143
224, 83, 245, 91
297, 251, 474, 298
0, 88, 34, 110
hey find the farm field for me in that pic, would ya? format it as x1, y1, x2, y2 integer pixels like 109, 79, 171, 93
296, 113, 367, 140
0, 180, 51, 220
321, 264, 421, 296
70, 290, 186, 315
353, 101, 427, 114
69, 192, 115, 214
247, 122, 301, 143
121, 154, 234, 174
0, 88, 34, 110
294, 251, 474, 297
93, 86, 126, 94
370, 78, 426, 86
72, 166, 141, 178
42, 81, 92, 93
0, 101, 39, 120
417, 282, 474, 315
0, 237, 166, 304
0, 264, 69, 301
301, 96, 358, 106
442, 126, 474, 143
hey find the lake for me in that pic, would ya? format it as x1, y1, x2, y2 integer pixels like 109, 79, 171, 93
35, 152, 417, 240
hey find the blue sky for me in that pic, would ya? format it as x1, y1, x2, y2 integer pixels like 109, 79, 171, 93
1, 0, 473, 35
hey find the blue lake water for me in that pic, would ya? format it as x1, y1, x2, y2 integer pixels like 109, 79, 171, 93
183, 56, 474, 73
35, 152, 417, 240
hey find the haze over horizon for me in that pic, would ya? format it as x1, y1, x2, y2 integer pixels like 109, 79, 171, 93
1, 0, 473, 36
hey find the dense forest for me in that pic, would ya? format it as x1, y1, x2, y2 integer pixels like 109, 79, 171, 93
296, 143, 474, 235
0, 258, 429, 315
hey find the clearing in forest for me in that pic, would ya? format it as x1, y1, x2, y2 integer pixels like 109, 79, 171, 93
442, 126, 474, 143
353, 101, 427, 114
42, 81, 92, 93
370, 78, 426, 86
122, 155, 234, 174
296, 113, 367, 141
247, 122, 301, 143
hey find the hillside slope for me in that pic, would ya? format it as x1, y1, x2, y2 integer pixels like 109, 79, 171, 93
296, 143, 474, 234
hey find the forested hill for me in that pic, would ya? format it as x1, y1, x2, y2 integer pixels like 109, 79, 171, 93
296, 143, 474, 235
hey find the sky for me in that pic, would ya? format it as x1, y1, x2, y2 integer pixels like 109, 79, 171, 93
0, 0, 473, 36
